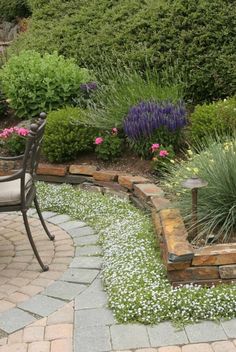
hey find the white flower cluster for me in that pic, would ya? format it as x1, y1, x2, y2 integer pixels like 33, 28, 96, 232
37, 182, 236, 325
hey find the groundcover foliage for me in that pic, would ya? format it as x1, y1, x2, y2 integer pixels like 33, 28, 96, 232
37, 182, 236, 325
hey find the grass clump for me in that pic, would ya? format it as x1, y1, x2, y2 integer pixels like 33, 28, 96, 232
37, 182, 236, 326
162, 137, 236, 244
85, 68, 182, 130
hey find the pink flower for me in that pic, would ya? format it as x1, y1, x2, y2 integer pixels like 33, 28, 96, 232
112, 127, 118, 135
151, 143, 160, 152
95, 137, 104, 145
159, 150, 169, 157
0, 126, 29, 139
17, 127, 29, 136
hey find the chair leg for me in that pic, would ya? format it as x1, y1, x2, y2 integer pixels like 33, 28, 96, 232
22, 210, 49, 272
34, 196, 55, 241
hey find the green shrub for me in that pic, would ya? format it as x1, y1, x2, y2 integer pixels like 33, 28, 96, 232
0, 50, 91, 118
0, 0, 31, 21
10, 0, 236, 103
190, 97, 236, 140
94, 129, 124, 161
43, 107, 97, 163
162, 137, 236, 243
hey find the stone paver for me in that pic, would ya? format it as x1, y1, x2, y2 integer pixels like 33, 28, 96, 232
75, 245, 102, 256
18, 294, 65, 316
0, 308, 36, 333
68, 226, 95, 238
182, 343, 213, 351
74, 326, 111, 352
110, 324, 150, 350
148, 322, 188, 346
75, 307, 115, 328
70, 256, 103, 269
221, 319, 236, 338
60, 268, 99, 284
211, 341, 236, 352
159, 347, 181, 352
75, 285, 107, 309
1, 211, 236, 352
43, 281, 86, 301
185, 322, 227, 343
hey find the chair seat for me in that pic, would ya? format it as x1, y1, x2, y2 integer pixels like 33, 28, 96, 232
0, 174, 32, 206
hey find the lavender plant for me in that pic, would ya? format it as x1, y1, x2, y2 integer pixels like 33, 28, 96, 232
123, 101, 187, 158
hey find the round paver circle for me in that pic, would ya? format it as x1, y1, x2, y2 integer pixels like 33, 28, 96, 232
0, 212, 74, 312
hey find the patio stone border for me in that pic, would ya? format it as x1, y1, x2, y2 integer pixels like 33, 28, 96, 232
0, 210, 100, 336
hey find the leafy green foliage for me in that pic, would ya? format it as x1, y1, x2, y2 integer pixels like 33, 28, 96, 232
43, 107, 97, 163
0, 50, 91, 118
189, 97, 236, 141
0, 0, 31, 21
37, 182, 236, 325
10, 0, 236, 103
162, 138, 236, 243
94, 130, 124, 161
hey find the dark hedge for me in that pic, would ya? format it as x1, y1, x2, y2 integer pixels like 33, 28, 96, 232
0, 0, 31, 21
10, 0, 236, 103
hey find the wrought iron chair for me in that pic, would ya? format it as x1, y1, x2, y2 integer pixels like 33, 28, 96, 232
0, 112, 54, 271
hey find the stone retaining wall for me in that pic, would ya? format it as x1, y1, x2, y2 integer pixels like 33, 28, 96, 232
1, 161, 236, 286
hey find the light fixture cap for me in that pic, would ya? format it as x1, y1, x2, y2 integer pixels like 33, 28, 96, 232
182, 175, 208, 190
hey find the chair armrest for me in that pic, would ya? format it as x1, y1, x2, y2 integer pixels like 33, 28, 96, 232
0, 154, 24, 161
0, 169, 23, 182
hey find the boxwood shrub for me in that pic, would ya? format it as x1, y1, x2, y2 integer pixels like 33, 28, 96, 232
43, 107, 97, 163
190, 97, 236, 140
0, 50, 91, 118
10, 0, 236, 103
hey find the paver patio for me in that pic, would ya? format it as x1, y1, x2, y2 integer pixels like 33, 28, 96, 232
0, 210, 236, 352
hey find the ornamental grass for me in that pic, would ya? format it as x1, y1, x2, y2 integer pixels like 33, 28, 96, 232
162, 137, 236, 244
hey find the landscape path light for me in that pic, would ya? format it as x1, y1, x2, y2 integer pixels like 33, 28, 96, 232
182, 175, 208, 238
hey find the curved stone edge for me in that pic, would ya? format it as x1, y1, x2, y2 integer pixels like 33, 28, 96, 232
0, 210, 101, 335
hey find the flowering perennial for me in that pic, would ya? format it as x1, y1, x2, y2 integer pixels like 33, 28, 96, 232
94, 137, 104, 145
80, 81, 97, 92
0, 126, 29, 139
123, 101, 187, 140
37, 182, 236, 326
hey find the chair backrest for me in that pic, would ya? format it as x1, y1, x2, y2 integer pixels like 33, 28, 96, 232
22, 112, 47, 177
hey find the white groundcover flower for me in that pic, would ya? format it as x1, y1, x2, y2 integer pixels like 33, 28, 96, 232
37, 182, 236, 325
